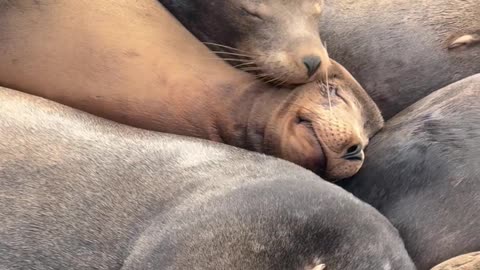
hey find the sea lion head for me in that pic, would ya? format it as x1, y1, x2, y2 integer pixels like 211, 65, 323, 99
162, 0, 331, 85
264, 60, 384, 181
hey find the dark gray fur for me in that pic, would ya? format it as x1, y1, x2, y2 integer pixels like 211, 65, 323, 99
0, 87, 415, 269
340, 74, 480, 270
320, 0, 480, 119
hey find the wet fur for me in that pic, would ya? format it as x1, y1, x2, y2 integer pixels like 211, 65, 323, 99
340, 74, 480, 269
0, 87, 414, 269
320, 0, 480, 119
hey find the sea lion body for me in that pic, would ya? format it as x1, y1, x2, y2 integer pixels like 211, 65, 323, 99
0, 88, 415, 270
0, 0, 383, 180
159, 0, 331, 85
341, 74, 480, 269
320, 0, 480, 119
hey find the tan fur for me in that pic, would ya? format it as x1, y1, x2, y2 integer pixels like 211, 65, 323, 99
449, 34, 480, 49
431, 252, 480, 270
312, 264, 327, 270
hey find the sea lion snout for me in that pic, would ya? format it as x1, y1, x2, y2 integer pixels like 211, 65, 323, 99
291, 38, 332, 82
243, 23, 332, 85
303, 55, 322, 78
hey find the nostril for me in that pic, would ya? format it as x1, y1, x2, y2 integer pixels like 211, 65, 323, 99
303, 56, 322, 77
342, 144, 363, 161
346, 145, 361, 155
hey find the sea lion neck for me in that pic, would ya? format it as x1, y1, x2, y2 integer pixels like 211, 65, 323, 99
0, 0, 293, 159
213, 80, 292, 152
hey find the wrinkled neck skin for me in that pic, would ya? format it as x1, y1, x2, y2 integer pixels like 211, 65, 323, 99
0, 0, 289, 152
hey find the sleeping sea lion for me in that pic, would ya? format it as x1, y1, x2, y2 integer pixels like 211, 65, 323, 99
320, 0, 480, 119
341, 74, 480, 269
0, 0, 384, 180
0, 87, 416, 270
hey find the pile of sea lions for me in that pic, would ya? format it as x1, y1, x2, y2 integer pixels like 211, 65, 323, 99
0, 0, 478, 269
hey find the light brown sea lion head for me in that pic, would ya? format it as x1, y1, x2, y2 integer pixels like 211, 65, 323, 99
265, 60, 384, 180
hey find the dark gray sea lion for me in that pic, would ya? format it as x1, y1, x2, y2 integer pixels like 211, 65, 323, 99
340, 74, 480, 269
0, 87, 415, 270
0, 0, 384, 180
159, 0, 332, 85
320, 0, 480, 119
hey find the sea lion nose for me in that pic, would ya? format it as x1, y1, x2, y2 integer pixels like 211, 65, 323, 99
303, 55, 322, 77
342, 144, 364, 161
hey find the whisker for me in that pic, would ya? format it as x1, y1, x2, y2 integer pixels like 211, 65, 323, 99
197, 56, 255, 62
326, 67, 332, 112
269, 72, 289, 87
240, 66, 263, 72
210, 51, 255, 58
237, 76, 271, 91
274, 73, 291, 87
275, 71, 292, 87
323, 41, 330, 59
263, 74, 283, 85
203, 42, 252, 54
221, 58, 256, 63
233, 62, 256, 68
255, 73, 274, 79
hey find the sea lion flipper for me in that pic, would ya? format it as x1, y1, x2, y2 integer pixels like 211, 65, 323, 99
311, 264, 327, 270
448, 33, 480, 49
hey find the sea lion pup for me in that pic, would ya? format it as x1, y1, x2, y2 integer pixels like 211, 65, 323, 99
340, 75, 480, 270
0, 88, 416, 270
0, 0, 383, 180
320, 0, 480, 119
159, 0, 331, 85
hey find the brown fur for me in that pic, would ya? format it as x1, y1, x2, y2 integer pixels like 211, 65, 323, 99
0, 0, 383, 180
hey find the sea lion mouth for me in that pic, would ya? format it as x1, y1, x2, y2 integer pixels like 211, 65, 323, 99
296, 115, 328, 174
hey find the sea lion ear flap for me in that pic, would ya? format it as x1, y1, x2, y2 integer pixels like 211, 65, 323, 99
448, 33, 480, 49
311, 264, 326, 270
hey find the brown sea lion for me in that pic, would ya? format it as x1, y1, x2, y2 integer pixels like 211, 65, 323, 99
0, 87, 416, 270
320, 0, 480, 119
340, 74, 480, 269
0, 0, 383, 180
158, 0, 332, 85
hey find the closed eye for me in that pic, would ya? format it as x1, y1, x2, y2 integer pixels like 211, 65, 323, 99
241, 7, 263, 21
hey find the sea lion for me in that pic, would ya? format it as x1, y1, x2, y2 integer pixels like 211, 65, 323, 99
320, 0, 480, 119
431, 252, 480, 270
340, 74, 480, 269
159, 0, 332, 85
0, 0, 384, 180
0, 87, 416, 270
